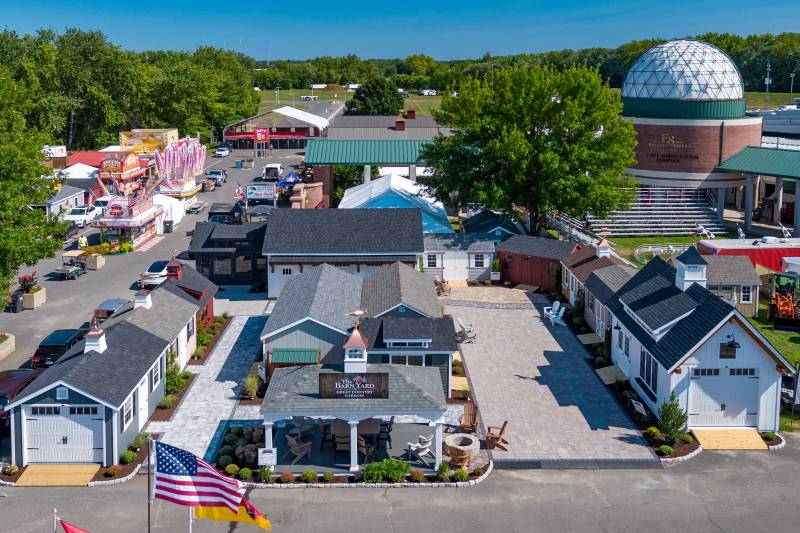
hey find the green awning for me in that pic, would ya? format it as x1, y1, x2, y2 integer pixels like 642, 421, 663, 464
716, 147, 800, 180
269, 348, 319, 364
305, 140, 429, 165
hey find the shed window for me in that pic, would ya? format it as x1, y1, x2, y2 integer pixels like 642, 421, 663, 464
32, 406, 61, 415
426, 254, 437, 268
150, 357, 162, 392
740, 285, 752, 304
617, 327, 623, 350
693, 368, 720, 377
624, 336, 630, 357
56, 387, 69, 400
214, 258, 232, 275
730, 368, 756, 376
719, 343, 737, 359
121, 394, 134, 431
505, 255, 513, 268
69, 407, 98, 415
236, 256, 251, 273
282, 268, 292, 275
473, 254, 485, 268
187, 316, 195, 339
639, 348, 658, 394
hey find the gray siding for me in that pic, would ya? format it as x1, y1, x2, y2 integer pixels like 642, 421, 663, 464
377, 306, 426, 319
423, 267, 444, 280
267, 321, 347, 365
104, 407, 115, 466
468, 266, 492, 281
117, 371, 165, 461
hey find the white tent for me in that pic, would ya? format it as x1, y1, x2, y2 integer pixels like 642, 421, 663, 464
272, 106, 329, 131
153, 194, 184, 227
59, 163, 98, 180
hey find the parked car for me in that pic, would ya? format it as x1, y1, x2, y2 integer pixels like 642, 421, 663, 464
206, 169, 228, 185
93, 195, 112, 211
262, 163, 284, 180
0, 369, 43, 424
141, 259, 170, 289
32, 329, 82, 367
62, 205, 98, 227
214, 146, 230, 157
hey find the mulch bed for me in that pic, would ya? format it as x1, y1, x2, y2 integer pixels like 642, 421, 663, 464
188, 316, 232, 365
90, 434, 161, 482
149, 374, 196, 422
762, 433, 784, 447
643, 431, 700, 459
0, 466, 26, 483
237, 361, 267, 405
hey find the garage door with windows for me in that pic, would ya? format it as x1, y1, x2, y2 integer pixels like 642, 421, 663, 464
26, 405, 104, 463
688, 367, 759, 427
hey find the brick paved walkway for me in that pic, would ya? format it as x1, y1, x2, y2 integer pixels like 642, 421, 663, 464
146, 315, 266, 457
446, 289, 657, 467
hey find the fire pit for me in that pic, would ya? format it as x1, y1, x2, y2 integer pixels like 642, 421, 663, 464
444, 432, 480, 455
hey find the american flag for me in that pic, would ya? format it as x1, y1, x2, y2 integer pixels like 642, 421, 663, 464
234, 183, 245, 201
153, 441, 246, 512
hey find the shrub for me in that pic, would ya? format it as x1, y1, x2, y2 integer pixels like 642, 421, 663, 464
461, 388, 472, 401
165, 350, 185, 395
657, 393, 688, 443
18, 272, 38, 293
229, 426, 245, 436
362, 462, 383, 483
452, 366, 464, 376
280, 471, 295, 484
322, 470, 335, 483
645, 426, 661, 439
2, 464, 19, 476
118, 242, 133, 254
238, 467, 252, 480
224, 433, 240, 446
243, 375, 260, 399
180, 370, 192, 381
437, 463, 450, 482
300, 469, 318, 483
593, 356, 608, 368
130, 432, 150, 451
104, 466, 123, 478
217, 455, 234, 468
258, 467, 272, 483
472, 466, 485, 477
235, 444, 258, 467
658, 445, 674, 457
381, 458, 410, 482
222, 312, 229, 319
225, 464, 240, 477
251, 425, 265, 444
452, 468, 469, 482
409, 469, 425, 482
119, 450, 136, 465
678, 434, 694, 444
219, 445, 234, 457
763, 431, 777, 441
158, 395, 175, 409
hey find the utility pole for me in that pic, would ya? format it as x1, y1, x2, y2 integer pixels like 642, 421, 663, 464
765, 61, 772, 109
790, 72, 796, 102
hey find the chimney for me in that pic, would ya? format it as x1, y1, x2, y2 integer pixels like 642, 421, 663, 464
395, 115, 406, 132
166, 257, 183, 280
406, 108, 416, 120
134, 289, 153, 309
84, 318, 107, 354
596, 238, 611, 258
674, 247, 707, 291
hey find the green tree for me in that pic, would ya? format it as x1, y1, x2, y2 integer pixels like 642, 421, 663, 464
331, 164, 378, 203
422, 65, 636, 233
657, 393, 689, 443
345, 77, 404, 116
0, 68, 67, 295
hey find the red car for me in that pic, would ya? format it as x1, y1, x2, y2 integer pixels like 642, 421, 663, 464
0, 369, 43, 423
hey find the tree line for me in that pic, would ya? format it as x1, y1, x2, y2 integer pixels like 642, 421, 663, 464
0, 28, 261, 150
253, 33, 800, 94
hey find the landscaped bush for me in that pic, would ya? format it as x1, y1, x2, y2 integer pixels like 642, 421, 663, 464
362, 462, 383, 483
763, 431, 777, 441
235, 444, 258, 467
224, 433, 240, 446
229, 426, 245, 436
130, 432, 150, 451
104, 466, 123, 478
658, 393, 688, 443
224, 464, 240, 477
217, 455, 234, 468
452, 468, 469, 482
243, 375, 260, 399
645, 426, 661, 439
251, 425, 264, 444
119, 450, 136, 465
362, 458, 410, 483
180, 370, 192, 381
321, 470, 334, 483
165, 350, 185, 395
437, 463, 450, 482
472, 466, 485, 477
118, 242, 133, 254
677, 434, 694, 444
219, 445, 234, 457
238, 467, 252, 480
158, 395, 175, 409
280, 471, 295, 484
258, 467, 272, 483
409, 469, 425, 482
300, 469, 318, 483
658, 445, 674, 457
2, 464, 19, 476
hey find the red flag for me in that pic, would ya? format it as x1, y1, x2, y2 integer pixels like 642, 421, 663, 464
60, 519, 92, 533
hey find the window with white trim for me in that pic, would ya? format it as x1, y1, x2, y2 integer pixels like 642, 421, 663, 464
639, 348, 658, 394
740, 285, 752, 303
56, 387, 68, 400
426, 254, 437, 268
282, 268, 292, 275
729, 368, 757, 376
187, 317, 195, 339
32, 406, 61, 415
70, 407, 98, 415
473, 254, 485, 268
121, 394, 134, 431
149, 358, 162, 392
693, 368, 720, 376
624, 336, 630, 357
617, 327, 623, 349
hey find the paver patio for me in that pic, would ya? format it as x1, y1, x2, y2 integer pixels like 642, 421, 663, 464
446, 288, 657, 467
146, 315, 266, 457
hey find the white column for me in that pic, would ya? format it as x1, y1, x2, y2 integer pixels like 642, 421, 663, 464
744, 174, 754, 233
717, 187, 726, 220
431, 421, 443, 470
774, 177, 784, 225
409, 165, 417, 182
757, 175, 765, 207
348, 420, 359, 472
263, 421, 274, 450
362, 165, 371, 183
794, 195, 800, 238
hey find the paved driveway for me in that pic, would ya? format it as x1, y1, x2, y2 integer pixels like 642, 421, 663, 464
446, 288, 656, 466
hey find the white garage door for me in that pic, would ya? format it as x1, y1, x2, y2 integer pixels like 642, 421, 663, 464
443, 253, 468, 281
26, 405, 104, 463
689, 369, 759, 427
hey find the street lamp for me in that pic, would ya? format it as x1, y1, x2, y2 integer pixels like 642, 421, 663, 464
791, 73, 796, 102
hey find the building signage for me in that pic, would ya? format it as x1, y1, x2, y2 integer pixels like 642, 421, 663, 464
258, 447, 277, 466
643, 133, 700, 164
246, 184, 275, 200
319, 373, 389, 399
108, 204, 125, 217
254, 128, 270, 142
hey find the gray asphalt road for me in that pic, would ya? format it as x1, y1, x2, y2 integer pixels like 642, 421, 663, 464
0, 149, 301, 371
3, 435, 799, 532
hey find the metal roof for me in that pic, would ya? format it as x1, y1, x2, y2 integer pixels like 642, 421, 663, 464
716, 146, 800, 180
304, 140, 429, 165
272, 106, 329, 130
270, 348, 319, 364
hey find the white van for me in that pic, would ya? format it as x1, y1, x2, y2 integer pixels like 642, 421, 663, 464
262, 163, 284, 180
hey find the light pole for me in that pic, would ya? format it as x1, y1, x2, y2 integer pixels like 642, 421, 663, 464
791, 73, 796, 102
765, 61, 772, 109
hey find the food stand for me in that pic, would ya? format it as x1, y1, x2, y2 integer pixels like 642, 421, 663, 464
95, 196, 163, 250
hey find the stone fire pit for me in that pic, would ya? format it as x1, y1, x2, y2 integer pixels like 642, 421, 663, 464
444, 433, 480, 456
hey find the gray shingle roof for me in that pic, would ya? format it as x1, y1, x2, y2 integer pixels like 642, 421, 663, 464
361, 262, 442, 318
263, 208, 423, 256
462, 210, 521, 235
261, 364, 446, 414
694, 255, 761, 287
331, 115, 441, 129
423, 233, 496, 253
359, 316, 457, 352
584, 265, 638, 305
496, 235, 575, 260
124, 289, 198, 344
48, 184, 84, 204
156, 264, 217, 314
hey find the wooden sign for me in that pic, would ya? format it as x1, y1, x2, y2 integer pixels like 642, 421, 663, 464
319, 373, 389, 399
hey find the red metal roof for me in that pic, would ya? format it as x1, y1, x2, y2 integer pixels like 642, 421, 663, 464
68, 151, 132, 168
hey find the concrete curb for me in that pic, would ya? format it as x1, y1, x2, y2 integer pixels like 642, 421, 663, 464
660, 445, 703, 464
767, 433, 786, 451
245, 460, 493, 489
0, 479, 15, 487
88, 462, 144, 486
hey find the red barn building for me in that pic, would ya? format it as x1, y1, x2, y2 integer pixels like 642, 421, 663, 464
496, 236, 576, 290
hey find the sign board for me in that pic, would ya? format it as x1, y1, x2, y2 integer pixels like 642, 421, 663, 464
254, 128, 270, 142
258, 447, 277, 466
246, 184, 275, 201
42, 145, 67, 158
630, 399, 648, 417
319, 373, 389, 399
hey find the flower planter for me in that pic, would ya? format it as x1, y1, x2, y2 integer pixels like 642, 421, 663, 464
86, 254, 105, 270
0, 334, 15, 362
22, 287, 46, 309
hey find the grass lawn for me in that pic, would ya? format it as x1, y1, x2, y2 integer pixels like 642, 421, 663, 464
780, 410, 800, 433
743, 91, 794, 110
258, 89, 351, 114
747, 300, 800, 366
404, 95, 442, 116
608, 235, 706, 265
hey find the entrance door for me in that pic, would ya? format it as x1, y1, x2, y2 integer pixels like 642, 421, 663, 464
137, 379, 148, 431
689, 371, 759, 427
443, 253, 468, 281
26, 406, 103, 463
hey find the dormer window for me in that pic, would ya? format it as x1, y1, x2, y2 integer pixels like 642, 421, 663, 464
345, 348, 365, 360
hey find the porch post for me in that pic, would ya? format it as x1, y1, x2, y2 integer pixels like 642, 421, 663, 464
348, 420, 359, 472
431, 421, 443, 470
774, 177, 784, 225
744, 173, 754, 233
717, 187, 726, 220
363, 165, 371, 183
263, 421, 274, 450
409, 164, 417, 182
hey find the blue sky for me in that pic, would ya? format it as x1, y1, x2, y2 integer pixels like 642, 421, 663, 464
5, 1, 800, 60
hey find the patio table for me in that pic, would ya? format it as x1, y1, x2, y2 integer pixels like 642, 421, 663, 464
358, 419, 380, 436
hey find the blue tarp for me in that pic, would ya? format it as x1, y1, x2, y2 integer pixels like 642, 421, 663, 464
276, 172, 301, 189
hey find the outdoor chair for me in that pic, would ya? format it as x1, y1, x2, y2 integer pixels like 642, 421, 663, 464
459, 403, 480, 434
448, 447, 472, 469
334, 435, 350, 457
283, 434, 312, 465
378, 416, 394, 449
544, 304, 566, 327
358, 435, 375, 463
405, 438, 436, 466
319, 420, 333, 451
543, 301, 561, 324
289, 416, 314, 440
486, 421, 509, 451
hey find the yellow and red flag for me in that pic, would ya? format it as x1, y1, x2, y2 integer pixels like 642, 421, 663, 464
194, 499, 272, 530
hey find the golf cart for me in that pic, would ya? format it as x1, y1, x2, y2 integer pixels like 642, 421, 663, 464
55, 250, 87, 280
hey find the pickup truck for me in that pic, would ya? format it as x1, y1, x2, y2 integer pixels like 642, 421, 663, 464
62, 205, 99, 228
205, 169, 228, 185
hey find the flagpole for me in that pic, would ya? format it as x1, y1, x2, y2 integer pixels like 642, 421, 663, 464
188, 506, 193, 533
147, 438, 152, 533
53, 509, 57, 533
